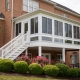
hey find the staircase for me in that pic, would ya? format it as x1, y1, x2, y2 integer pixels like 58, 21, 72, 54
0, 32, 29, 60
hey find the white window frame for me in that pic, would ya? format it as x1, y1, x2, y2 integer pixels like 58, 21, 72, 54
6, 0, 9, 10
23, 0, 39, 12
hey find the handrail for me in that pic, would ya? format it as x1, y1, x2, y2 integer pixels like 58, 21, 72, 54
0, 34, 22, 49
0, 31, 29, 58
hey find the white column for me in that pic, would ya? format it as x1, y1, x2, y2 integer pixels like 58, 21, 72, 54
38, 15, 42, 42
62, 48, 65, 62
25, 49, 28, 55
38, 46, 42, 56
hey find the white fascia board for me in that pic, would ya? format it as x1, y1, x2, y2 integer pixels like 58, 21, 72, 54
0, 18, 5, 20
13, 9, 80, 25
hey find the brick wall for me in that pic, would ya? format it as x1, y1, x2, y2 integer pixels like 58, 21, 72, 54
0, 20, 4, 47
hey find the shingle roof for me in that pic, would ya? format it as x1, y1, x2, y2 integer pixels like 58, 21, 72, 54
42, 0, 80, 15
55, 2, 80, 15
0, 12, 5, 18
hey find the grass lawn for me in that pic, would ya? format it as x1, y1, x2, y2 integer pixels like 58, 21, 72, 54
0, 75, 63, 80
0, 73, 69, 80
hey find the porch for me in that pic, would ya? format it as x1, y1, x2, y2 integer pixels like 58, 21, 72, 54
22, 46, 80, 67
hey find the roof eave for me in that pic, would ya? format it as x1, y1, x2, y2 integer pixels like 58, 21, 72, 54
13, 9, 80, 25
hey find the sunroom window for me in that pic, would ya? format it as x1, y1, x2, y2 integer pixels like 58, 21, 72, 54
42, 17, 52, 34
31, 17, 38, 34
23, 0, 39, 12
73, 26, 80, 39
54, 20, 63, 36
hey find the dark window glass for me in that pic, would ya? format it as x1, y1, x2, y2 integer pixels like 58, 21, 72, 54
15, 22, 21, 36
31, 18, 34, 34
24, 23, 28, 33
54, 20, 58, 35
31, 17, 38, 34
73, 26, 80, 39
54, 20, 63, 36
35, 17, 38, 33
42, 17, 52, 34
16, 24, 18, 36
19, 23, 21, 33
48, 18, 52, 34
65, 23, 72, 38
42, 17, 47, 33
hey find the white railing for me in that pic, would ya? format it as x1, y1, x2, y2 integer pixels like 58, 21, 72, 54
0, 32, 29, 58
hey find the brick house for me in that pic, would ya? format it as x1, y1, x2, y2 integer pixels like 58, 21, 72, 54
0, 0, 80, 67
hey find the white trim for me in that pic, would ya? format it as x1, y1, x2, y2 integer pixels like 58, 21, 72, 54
0, 18, 4, 20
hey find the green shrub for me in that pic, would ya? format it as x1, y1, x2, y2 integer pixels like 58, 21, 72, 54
28, 63, 43, 75
70, 68, 78, 78
77, 68, 80, 77
14, 61, 28, 74
55, 63, 70, 77
0, 59, 14, 72
43, 65, 59, 77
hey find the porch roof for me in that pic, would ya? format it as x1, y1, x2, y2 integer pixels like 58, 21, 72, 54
13, 9, 80, 25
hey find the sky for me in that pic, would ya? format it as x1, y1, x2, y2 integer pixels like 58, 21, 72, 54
52, 0, 80, 14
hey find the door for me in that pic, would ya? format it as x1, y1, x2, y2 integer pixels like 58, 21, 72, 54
57, 54, 62, 62
42, 53, 51, 61
24, 22, 28, 34
15, 22, 21, 36
72, 54, 78, 64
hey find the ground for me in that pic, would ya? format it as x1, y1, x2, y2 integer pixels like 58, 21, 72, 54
0, 72, 79, 80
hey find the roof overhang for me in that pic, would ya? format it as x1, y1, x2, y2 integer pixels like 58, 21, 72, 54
13, 9, 80, 25
0, 18, 5, 20
41, 0, 80, 17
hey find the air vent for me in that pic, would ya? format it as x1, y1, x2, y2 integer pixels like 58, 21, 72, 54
62, 14, 68, 18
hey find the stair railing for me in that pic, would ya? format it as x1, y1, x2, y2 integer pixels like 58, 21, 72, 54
0, 32, 29, 58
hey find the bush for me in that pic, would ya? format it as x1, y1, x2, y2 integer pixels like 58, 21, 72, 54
43, 65, 59, 77
14, 61, 28, 74
0, 59, 14, 72
70, 68, 78, 78
28, 63, 43, 75
55, 63, 70, 77
77, 68, 80, 77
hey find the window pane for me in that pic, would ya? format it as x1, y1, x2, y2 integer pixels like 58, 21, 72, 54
35, 17, 38, 33
31, 18, 34, 34
74, 26, 76, 38
54, 20, 58, 35
16, 24, 18, 36
42, 36, 52, 41
23, 0, 28, 11
68, 24, 72, 38
77, 27, 79, 39
48, 18, 52, 34
19, 23, 21, 34
65, 23, 68, 37
59, 22, 63, 36
42, 17, 47, 33
24, 22, 28, 33
30, 36, 38, 41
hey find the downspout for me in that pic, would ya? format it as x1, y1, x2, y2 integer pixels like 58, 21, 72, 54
11, 0, 13, 40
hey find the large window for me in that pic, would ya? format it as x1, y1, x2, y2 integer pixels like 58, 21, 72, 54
31, 17, 38, 34
23, 0, 39, 12
42, 17, 52, 34
15, 23, 21, 36
65, 23, 72, 38
6, 0, 9, 10
73, 26, 80, 39
54, 20, 63, 36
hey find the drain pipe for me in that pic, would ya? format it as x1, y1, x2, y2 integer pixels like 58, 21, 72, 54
11, 0, 13, 40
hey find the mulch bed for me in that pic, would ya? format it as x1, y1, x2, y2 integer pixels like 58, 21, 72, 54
0, 72, 80, 80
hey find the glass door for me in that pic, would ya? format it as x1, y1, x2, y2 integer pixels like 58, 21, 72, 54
42, 53, 51, 61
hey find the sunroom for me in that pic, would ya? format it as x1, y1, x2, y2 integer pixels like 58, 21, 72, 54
13, 9, 80, 66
